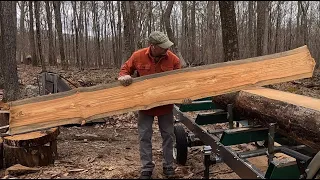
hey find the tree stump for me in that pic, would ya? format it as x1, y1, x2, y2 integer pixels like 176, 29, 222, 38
3, 127, 59, 168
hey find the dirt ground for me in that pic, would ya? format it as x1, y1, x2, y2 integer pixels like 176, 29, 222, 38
0, 64, 319, 179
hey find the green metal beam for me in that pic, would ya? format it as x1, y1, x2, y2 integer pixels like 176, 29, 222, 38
179, 101, 222, 112
195, 112, 245, 125
195, 111, 228, 125
220, 127, 269, 146
265, 160, 301, 179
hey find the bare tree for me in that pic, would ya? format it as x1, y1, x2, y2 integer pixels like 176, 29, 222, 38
0, 1, 19, 101
190, 1, 196, 64
274, 1, 283, 53
121, 1, 135, 62
116, 1, 122, 67
78, 1, 84, 69
45, 1, 56, 66
53, 1, 67, 70
29, 1, 37, 66
257, 1, 269, 56
180, 1, 189, 65
92, 1, 102, 67
72, 1, 79, 67
18, 1, 26, 64
35, 1, 45, 72
163, 1, 187, 67
300, 1, 309, 45
218, 1, 239, 61
84, 2, 89, 67
248, 1, 255, 57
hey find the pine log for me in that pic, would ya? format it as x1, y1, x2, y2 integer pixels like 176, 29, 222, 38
6, 45, 316, 135
3, 128, 59, 167
212, 87, 320, 151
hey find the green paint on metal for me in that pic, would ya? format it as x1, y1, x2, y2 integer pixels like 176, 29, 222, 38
220, 128, 269, 146
195, 112, 243, 125
194, 97, 212, 101
179, 101, 222, 112
265, 161, 300, 179
195, 112, 228, 125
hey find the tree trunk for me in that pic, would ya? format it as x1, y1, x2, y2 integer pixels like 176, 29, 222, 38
28, 1, 37, 66
130, 2, 138, 50
248, 1, 254, 57
206, 1, 214, 64
212, 87, 320, 151
265, 2, 271, 55
256, 1, 269, 56
287, 2, 293, 50
163, 1, 187, 67
53, 1, 67, 70
300, 1, 309, 46
72, 1, 79, 68
296, 1, 302, 47
92, 1, 102, 68
274, 1, 282, 53
121, 1, 134, 63
45, 1, 56, 66
218, 1, 239, 62
117, 1, 122, 68
147, 1, 152, 36
190, 1, 196, 64
78, 1, 84, 69
107, 1, 116, 67
35, 1, 45, 72
0, 1, 19, 101
19, 1, 26, 64
181, 1, 189, 66
84, 2, 89, 67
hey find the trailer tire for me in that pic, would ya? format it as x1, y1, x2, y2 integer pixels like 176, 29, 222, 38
173, 124, 188, 165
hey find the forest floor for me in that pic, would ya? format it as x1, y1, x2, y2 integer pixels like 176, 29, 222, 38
0, 64, 319, 179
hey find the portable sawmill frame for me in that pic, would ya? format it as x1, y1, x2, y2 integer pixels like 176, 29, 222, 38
172, 98, 320, 179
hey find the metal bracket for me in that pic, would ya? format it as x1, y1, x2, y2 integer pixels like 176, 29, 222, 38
267, 123, 276, 165
227, 104, 234, 129
0, 108, 10, 137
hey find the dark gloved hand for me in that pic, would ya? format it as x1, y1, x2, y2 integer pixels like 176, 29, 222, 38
118, 75, 133, 86
182, 98, 192, 105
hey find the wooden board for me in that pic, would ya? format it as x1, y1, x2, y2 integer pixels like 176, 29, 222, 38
212, 87, 320, 150
6, 45, 316, 135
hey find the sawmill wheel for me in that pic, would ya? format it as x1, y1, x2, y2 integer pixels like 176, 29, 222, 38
173, 124, 188, 165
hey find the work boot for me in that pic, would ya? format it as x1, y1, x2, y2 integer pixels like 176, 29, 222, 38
139, 171, 152, 179
163, 166, 175, 177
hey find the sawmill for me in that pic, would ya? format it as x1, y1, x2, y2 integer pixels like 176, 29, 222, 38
0, 45, 319, 179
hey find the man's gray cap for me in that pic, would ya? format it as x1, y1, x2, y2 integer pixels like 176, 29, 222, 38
149, 31, 174, 49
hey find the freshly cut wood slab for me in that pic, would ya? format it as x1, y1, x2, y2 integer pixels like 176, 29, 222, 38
6, 45, 316, 135
213, 87, 320, 150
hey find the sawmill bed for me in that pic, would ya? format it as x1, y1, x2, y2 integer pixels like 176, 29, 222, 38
172, 99, 320, 179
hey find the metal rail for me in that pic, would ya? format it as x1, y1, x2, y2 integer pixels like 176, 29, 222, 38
173, 105, 265, 179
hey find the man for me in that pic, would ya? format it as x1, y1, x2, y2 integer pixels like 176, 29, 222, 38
118, 31, 186, 179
